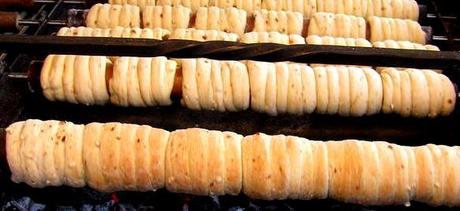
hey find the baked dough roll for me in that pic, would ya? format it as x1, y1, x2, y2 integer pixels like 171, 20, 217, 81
62, 55, 78, 104
86, 4, 140, 28
39, 120, 61, 186
170, 29, 238, 41
380, 69, 394, 113
222, 131, 244, 194
301, 64, 317, 114
286, 63, 304, 115
440, 74, 456, 116
248, 61, 270, 113
196, 59, 214, 109
381, 68, 401, 113
195, 7, 247, 35
127, 57, 146, 107
74, 56, 96, 105
275, 63, 289, 114
109, 0, 156, 11
337, 66, 350, 116
180, 59, 201, 110
253, 10, 303, 35
363, 67, 383, 115
98, 122, 121, 191
422, 70, 444, 118
20, 120, 45, 187
8, 119, 460, 205
359, 141, 380, 204
399, 70, 413, 117
222, 60, 236, 114
97, 3, 111, 28
207, 130, 225, 195
414, 146, 435, 203
242, 133, 275, 200
154, 57, 177, 106
314, 66, 328, 114
40, 55, 55, 101
426, 144, 446, 206
138, 57, 156, 106
63, 122, 85, 187
148, 127, 170, 190
309, 12, 367, 38
109, 57, 130, 106
6, 121, 25, 183
166, 128, 241, 195
264, 63, 278, 116
156, 0, 206, 12
143, 5, 191, 31
368, 16, 426, 44
326, 66, 339, 114
439, 145, 460, 206
86, 3, 100, 27
82, 122, 108, 191
210, 60, 225, 112
119, 124, 139, 191
89, 56, 110, 105
49, 55, 65, 101
349, 66, 368, 117
407, 69, 430, 117
228, 61, 250, 111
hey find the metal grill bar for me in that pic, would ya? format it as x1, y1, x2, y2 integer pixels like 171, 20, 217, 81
1, 35, 459, 69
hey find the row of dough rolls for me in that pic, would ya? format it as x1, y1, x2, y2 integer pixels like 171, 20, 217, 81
6, 119, 460, 206
380, 68, 455, 118
108, 0, 419, 20
58, 26, 305, 44
86, 4, 427, 43
40, 55, 456, 117
40, 55, 177, 107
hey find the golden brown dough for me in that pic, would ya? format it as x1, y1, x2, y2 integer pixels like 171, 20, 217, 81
7, 119, 460, 206
86, 4, 140, 28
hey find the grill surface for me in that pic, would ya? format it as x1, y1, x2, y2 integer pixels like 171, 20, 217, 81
1, 0, 460, 210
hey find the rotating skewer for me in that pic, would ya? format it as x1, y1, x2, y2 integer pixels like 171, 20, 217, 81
0, 10, 86, 31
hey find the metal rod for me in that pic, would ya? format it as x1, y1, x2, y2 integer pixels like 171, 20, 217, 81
18, 19, 67, 26
0, 35, 459, 70
426, 13, 457, 20
18, 19, 66, 26
34, 0, 64, 35
432, 35, 460, 42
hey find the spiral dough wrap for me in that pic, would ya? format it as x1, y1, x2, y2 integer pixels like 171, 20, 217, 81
6, 119, 460, 206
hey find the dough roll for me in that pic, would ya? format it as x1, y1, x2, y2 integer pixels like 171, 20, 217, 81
132, 0, 417, 20
380, 68, 455, 118
143, 5, 191, 31
40, 55, 111, 105
86, 4, 141, 28
241, 31, 305, 44
110, 57, 177, 106
252, 9, 304, 35
368, 16, 426, 44
169, 28, 239, 42
308, 12, 366, 38
194, 6, 247, 35
6, 119, 460, 206
40, 57, 456, 117
108, 0, 156, 11
57, 26, 170, 40
306, 35, 372, 47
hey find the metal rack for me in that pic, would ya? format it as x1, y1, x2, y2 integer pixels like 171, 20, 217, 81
0, 0, 460, 210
